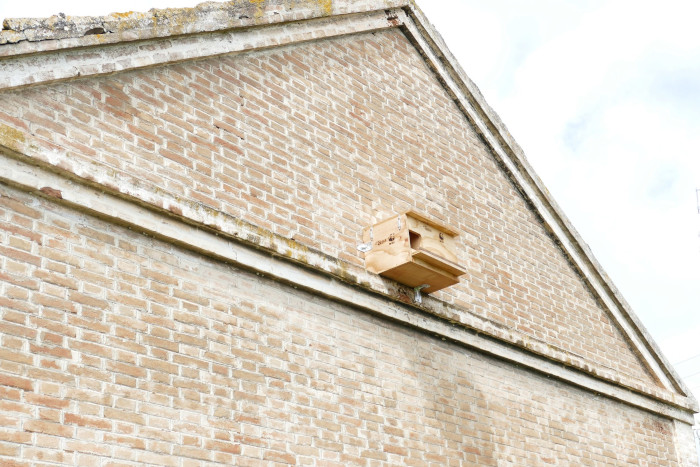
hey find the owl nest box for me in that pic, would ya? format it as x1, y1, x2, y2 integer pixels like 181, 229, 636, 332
360, 211, 466, 294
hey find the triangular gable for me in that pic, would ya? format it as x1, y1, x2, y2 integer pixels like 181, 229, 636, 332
0, 0, 695, 414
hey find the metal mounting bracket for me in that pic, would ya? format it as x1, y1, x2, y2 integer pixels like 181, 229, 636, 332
357, 226, 373, 253
413, 284, 430, 304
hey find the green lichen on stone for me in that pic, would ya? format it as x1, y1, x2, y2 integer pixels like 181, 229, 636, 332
0, 124, 26, 152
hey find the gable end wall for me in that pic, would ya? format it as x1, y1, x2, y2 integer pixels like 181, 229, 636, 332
0, 2, 698, 465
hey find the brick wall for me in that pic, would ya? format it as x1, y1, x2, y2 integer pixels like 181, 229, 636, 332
0, 183, 684, 465
0, 28, 656, 389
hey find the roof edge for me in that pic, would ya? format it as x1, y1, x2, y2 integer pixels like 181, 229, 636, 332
0, 0, 409, 56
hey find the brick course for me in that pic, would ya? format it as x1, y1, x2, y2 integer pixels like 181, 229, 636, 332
0, 184, 685, 465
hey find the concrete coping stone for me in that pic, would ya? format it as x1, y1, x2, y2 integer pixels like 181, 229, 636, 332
0, 0, 409, 51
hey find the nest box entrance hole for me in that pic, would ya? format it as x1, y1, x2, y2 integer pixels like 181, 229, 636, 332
409, 230, 422, 250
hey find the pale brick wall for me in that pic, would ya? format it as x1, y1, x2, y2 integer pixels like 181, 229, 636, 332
0, 184, 686, 465
0, 28, 655, 390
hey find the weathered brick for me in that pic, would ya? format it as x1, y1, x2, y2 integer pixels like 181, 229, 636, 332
0, 245, 40, 267
0, 374, 34, 391
64, 413, 112, 430
0, 271, 39, 291
32, 293, 78, 313
24, 420, 73, 438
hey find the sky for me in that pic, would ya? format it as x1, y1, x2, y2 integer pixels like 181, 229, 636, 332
1, 0, 699, 409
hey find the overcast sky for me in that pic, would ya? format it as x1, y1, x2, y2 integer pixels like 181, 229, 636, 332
1, 0, 699, 403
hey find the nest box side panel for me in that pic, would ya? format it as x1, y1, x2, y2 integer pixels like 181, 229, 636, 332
363, 215, 410, 275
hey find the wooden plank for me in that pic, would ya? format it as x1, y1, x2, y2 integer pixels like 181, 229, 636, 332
412, 249, 466, 276
402, 210, 459, 236
382, 261, 459, 293
363, 214, 410, 274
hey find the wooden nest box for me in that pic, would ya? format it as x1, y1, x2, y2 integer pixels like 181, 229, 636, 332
360, 211, 466, 294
